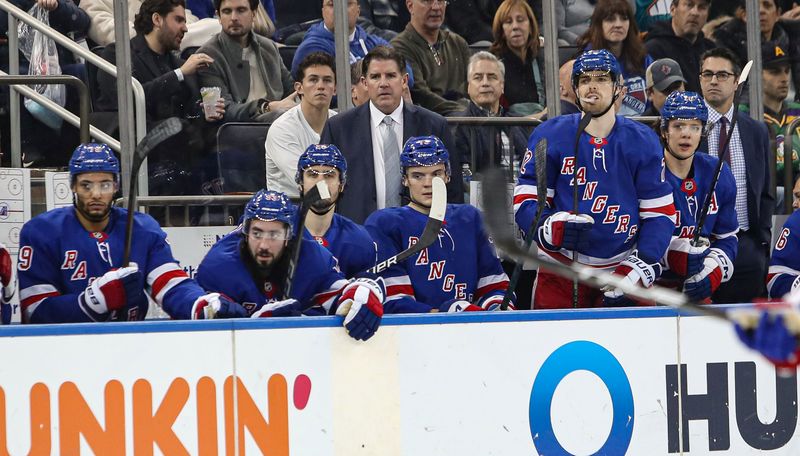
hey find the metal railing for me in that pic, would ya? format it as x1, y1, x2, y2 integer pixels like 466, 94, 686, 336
1, 0, 147, 194
781, 116, 798, 214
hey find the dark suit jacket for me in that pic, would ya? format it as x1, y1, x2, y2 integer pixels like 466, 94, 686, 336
97, 34, 201, 122
321, 102, 465, 224
701, 114, 774, 247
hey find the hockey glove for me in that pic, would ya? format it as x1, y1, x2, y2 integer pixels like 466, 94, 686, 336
665, 237, 709, 277
439, 299, 483, 312
683, 250, 732, 301
251, 298, 304, 318
735, 312, 800, 368
603, 255, 662, 307
79, 265, 145, 320
336, 278, 385, 341
0, 243, 14, 324
538, 211, 594, 251
192, 293, 248, 319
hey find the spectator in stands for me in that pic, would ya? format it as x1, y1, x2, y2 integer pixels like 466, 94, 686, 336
445, 0, 542, 45
265, 52, 337, 198
453, 52, 528, 178
489, 0, 545, 115
320, 45, 464, 223
555, 0, 594, 45
0, 0, 90, 166
186, 0, 276, 47
291, 0, 397, 80
714, 0, 800, 102
559, 59, 580, 114
577, 0, 652, 117
97, 0, 224, 195
741, 42, 800, 207
642, 57, 686, 116
645, 0, 715, 92
197, 0, 296, 123
97, 0, 218, 122
636, 0, 671, 32
80, 0, 207, 47
699, 47, 773, 303
391, 0, 470, 115
351, 60, 370, 106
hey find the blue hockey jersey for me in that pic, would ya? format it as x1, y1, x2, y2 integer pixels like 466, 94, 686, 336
660, 153, 739, 283
514, 114, 676, 268
18, 207, 206, 323
196, 228, 349, 315
365, 204, 511, 313
302, 213, 376, 278
768, 210, 800, 298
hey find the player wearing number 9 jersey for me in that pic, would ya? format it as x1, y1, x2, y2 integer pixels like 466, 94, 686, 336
17, 143, 241, 323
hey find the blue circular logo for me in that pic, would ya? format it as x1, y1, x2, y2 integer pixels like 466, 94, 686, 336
529, 341, 634, 455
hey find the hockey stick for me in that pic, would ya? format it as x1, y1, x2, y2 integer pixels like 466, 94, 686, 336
117, 117, 182, 322
480, 169, 730, 320
500, 138, 548, 310
571, 112, 594, 307
122, 117, 183, 267
284, 181, 331, 299
693, 60, 753, 246
364, 176, 447, 275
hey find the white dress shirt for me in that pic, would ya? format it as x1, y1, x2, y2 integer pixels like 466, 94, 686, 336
369, 100, 404, 209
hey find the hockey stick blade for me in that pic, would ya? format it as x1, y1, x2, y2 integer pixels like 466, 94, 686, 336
366, 176, 447, 274
284, 181, 330, 299
480, 169, 730, 320
501, 138, 548, 309
693, 60, 753, 244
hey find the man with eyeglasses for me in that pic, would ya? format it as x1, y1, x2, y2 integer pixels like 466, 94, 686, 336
296, 144, 377, 278
656, 91, 738, 302
698, 47, 774, 303
514, 50, 676, 308
645, 0, 716, 92
196, 189, 385, 340
17, 144, 247, 323
391, 0, 471, 115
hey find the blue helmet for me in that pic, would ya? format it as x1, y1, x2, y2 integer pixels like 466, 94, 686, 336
295, 144, 348, 184
243, 189, 297, 237
400, 135, 450, 175
660, 91, 708, 130
69, 143, 119, 178
572, 49, 622, 89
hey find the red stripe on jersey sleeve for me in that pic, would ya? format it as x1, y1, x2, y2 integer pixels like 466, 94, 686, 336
151, 269, 189, 297
386, 284, 415, 298
513, 194, 535, 205
21, 291, 60, 309
640, 203, 676, 216
476, 281, 509, 299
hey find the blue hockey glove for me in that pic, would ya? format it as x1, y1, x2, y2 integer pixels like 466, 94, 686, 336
665, 237, 709, 277
336, 278, 385, 341
439, 299, 483, 312
79, 265, 145, 321
192, 293, 248, 319
683, 250, 732, 301
603, 255, 662, 307
251, 298, 304, 318
0, 243, 13, 324
735, 312, 800, 367
538, 211, 594, 251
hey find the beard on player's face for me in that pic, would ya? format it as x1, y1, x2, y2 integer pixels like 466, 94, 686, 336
75, 195, 112, 223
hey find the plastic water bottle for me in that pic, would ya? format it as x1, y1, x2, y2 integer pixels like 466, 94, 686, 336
462, 163, 472, 202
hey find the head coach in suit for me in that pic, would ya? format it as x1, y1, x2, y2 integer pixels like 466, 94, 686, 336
320, 45, 464, 224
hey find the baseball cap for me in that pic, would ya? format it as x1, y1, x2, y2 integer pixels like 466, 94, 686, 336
762, 41, 792, 68
645, 58, 687, 92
